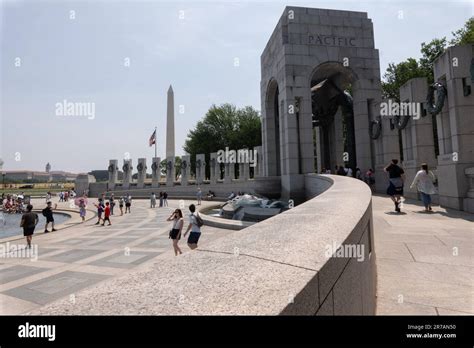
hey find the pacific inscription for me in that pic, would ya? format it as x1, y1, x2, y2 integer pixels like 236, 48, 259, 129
308, 34, 356, 47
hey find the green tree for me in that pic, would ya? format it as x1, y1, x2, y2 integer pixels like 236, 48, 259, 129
160, 156, 182, 178
183, 104, 261, 178
450, 17, 474, 46
419, 38, 447, 84
382, 18, 472, 99
382, 58, 425, 100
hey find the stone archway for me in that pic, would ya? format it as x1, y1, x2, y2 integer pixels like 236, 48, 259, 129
260, 6, 382, 199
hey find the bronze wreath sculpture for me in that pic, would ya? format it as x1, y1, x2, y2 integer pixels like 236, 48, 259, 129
369, 117, 382, 139
426, 82, 447, 116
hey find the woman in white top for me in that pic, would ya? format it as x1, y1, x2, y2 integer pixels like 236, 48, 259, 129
167, 209, 184, 255
410, 163, 437, 212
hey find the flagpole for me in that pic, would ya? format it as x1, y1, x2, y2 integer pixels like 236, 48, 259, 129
154, 126, 157, 158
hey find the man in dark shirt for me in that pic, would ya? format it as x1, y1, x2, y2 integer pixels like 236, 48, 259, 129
21, 204, 38, 248
384, 159, 405, 212
42, 201, 57, 233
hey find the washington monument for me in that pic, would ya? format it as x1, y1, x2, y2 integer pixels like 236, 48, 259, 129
166, 85, 175, 158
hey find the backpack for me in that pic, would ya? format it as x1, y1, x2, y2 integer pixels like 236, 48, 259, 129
194, 213, 204, 227
42, 208, 48, 217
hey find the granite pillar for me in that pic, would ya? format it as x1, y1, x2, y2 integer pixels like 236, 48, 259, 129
181, 155, 190, 186
224, 162, 231, 184
433, 45, 474, 210
399, 77, 437, 200
137, 158, 147, 188
253, 146, 262, 178
166, 156, 175, 187
122, 159, 133, 189
209, 152, 217, 185
151, 157, 161, 188
195, 154, 205, 185
108, 159, 118, 189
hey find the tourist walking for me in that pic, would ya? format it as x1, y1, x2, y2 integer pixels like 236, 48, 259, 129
102, 202, 112, 226
42, 201, 57, 233
109, 194, 115, 215
163, 191, 168, 206
183, 204, 203, 250
79, 198, 86, 222
150, 192, 156, 208
197, 188, 202, 205
159, 192, 164, 207
410, 163, 437, 212
125, 194, 132, 214
167, 209, 184, 256
355, 167, 362, 180
118, 196, 124, 216
94, 198, 105, 225
364, 168, 375, 192
21, 204, 38, 249
384, 159, 405, 212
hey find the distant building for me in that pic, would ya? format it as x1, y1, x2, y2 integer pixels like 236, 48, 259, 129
3, 170, 78, 182
50, 171, 77, 182
3, 171, 33, 181
45, 162, 51, 173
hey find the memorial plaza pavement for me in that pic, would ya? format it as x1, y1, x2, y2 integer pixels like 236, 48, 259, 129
0, 194, 472, 315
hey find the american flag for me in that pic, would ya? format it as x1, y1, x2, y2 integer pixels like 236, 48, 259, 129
149, 129, 156, 147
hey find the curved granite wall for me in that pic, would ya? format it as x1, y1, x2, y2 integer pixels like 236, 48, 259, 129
297, 174, 376, 315
33, 174, 376, 315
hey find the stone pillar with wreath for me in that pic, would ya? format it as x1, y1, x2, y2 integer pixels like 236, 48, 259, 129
151, 157, 161, 188
195, 154, 205, 185
166, 156, 175, 187
432, 45, 474, 211
108, 159, 118, 189
399, 77, 439, 200
137, 158, 147, 188
122, 159, 133, 189
180, 155, 190, 186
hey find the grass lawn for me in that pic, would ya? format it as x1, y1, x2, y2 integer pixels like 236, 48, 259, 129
1, 188, 69, 196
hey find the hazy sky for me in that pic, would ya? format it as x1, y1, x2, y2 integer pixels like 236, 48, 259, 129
1, 0, 472, 173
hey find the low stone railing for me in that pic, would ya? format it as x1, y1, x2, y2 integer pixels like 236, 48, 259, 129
86, 177, 282, 200
34, 174, 376, 315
